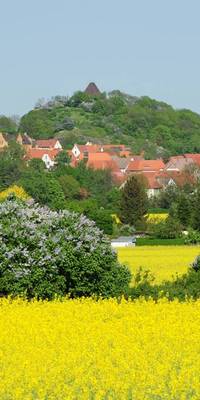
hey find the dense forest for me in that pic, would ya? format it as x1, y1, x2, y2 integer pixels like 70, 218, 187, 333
1, 88, 200, 159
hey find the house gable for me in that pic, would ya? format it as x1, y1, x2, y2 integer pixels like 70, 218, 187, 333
35, 139, 62, 150
72, 144, 81, 158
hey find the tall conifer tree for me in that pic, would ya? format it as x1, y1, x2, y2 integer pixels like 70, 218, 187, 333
120, 174, 148, 226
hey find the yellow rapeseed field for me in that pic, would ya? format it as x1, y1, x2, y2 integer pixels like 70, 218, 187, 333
1, 297, 200, 399
118, 245, 200, 284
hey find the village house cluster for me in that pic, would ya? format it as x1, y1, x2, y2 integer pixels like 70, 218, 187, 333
1, 131, 200, 197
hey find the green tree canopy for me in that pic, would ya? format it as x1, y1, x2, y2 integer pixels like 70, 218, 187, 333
58, 175, 81, 199
0, 115, 17, 133
19, 109, 54, 138
0, 143, 25, 190
19, 169, 65, 210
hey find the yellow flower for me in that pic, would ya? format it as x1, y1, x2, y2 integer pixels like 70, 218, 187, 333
118, 245, 200, 283
146, 213, 168, 223
111, 214, 121, 224
0, 297, 200, 399
0, 185, 30, 201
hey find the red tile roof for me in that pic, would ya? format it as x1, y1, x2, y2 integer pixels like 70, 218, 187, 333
184, 154, 200, 166
126, 169, 196, 190
141, 172, 163, 189
165, 154, 200, 171
156, 170, 196, 188
26, 148, 60, 160
35, 139, 59, 149
127, 159, 165, 172
112, 171, 127, 185
76, 144, 100, 153
87, 152, 119, 171
164, 155, 193, 171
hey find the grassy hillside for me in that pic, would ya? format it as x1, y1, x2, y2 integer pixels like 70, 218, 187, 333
19, 90, 200, 158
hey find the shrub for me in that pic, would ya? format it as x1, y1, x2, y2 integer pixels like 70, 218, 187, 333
184, 229, 200, 245
86, 208, 113, 235
128, 260, 200, 301
58, 175, 80, 199
118, 224, 136, 236
0, 200, 131, 299
192, 255, 200, 272
19, 171, 66, 210
136, 238, 185, 246
151, 217, 182, 239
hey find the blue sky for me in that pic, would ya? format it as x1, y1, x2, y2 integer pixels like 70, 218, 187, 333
1, 0, 200, 116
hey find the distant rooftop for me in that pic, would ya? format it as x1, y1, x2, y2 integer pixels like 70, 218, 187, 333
84, 82, 101, 95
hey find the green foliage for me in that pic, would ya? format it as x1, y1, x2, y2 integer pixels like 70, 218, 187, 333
19, 109, 54, 139
65, 198, 114, 235
68, 91, 91, 107
86, 208, 113, 235
19, 90, 200, 155
136, 238, 185, 246
105, 188, 122, 213
156, 185, 180, 209
0, 200, 131, 299
176, 193, 192, 228
192, 255, 200, 271
0, 143, 25, 190
58, 175, 81, 199
128, 262, 200, 301
117, 224, 136, 237
148, 208, 168, 214
65, 198, 97, 214
55, 150, 70, 166
19, 169, 66, 210
191, 188, 200, 231
184, 229, 200, 245
120, 175, 148, 227
28, 158, 45, 172
0, 115, 17, 133
151, 216, 182, 239
55, 117, 75, 131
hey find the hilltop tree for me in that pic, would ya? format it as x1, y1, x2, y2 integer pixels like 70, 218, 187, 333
120, 174, 148, 227
19, 109, 54, 138
0, 115, 17, 133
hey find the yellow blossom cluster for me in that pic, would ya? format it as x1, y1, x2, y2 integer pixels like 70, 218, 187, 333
118, 245, 200, 283
111, 214, 121, 224
1, 297, 200, 399
0, 185, 30, 202
146, 213, 168, 223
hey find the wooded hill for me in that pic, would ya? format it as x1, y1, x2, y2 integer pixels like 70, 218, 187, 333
3, 87, 200, 159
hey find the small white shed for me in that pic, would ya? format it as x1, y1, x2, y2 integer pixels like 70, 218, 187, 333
111, 236, 136, 248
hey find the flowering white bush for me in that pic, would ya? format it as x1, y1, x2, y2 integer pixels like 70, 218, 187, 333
0, 200, 131, 298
